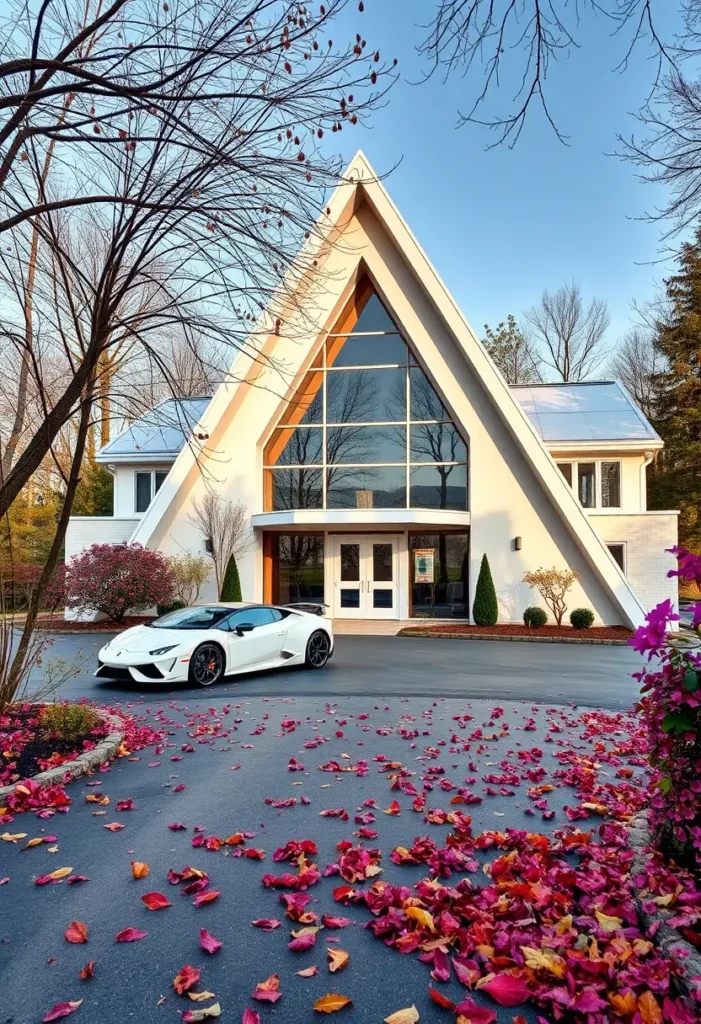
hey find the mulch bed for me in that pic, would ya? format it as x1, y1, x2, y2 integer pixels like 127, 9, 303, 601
31, 615, 154, 633
1, 704, 109, 785
399, 623, 634, 642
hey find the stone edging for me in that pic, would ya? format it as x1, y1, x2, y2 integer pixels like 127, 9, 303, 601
628, 811, 701, 999
397, 629, 629, 646
0, 710, 125, 801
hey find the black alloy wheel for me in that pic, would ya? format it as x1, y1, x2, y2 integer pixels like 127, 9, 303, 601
189, 643, 224, 687
305, 630, 331, 669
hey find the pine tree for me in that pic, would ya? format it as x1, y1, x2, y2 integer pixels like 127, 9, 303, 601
73, 463, 114, 516
472, 554, 498, 626
649, 227, 701, 549
482, 315, 541, 383
220, 554, 242, 601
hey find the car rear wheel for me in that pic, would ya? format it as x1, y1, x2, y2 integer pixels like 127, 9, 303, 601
189, 643, 225, 687
305, 630, 331, 669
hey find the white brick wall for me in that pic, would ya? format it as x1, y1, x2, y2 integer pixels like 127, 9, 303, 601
588, 512, 679, 613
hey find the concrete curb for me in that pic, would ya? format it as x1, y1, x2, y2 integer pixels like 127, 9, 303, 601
628, 811, 701, 999
0, 709, 125, 801
397, 630, 630, 646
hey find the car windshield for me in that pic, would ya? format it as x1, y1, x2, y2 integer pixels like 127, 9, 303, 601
148, 607, 232, 629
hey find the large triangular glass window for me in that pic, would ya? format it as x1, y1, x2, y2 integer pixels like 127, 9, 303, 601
264, 279, 468, 512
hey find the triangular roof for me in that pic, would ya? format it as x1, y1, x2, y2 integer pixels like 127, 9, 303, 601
133, 150, 648, 627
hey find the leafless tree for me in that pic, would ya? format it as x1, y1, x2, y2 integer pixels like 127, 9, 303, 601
608, 328, 664, 418
0, 0, 395, 520
189, 493, 252, 597
419, 1, 678, 145
523, 281, 610, 381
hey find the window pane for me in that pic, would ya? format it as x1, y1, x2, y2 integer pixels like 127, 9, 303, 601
327, 332, 407, 368
410, 464, 467, 510
410, 533, 469, 619
277, 535, 324, 604
154, 471, 168, 492
279, 362, 323, 425
326, 466, 406, 508
135, 472, 152, 513
601, 462, 621, 507
349, 293, 398, 333
607, 543, 625, 572
340, 543, 360, 581
578, 463, 596, 508
410, 423, 466, 463
373, 589, 393, 608
266, 427, 322, 466
410, 367, 448, 421
267, 469, 323, 510
243, 608, 275, 627
327, 425, 406, 465
326, 368, 405, 424
373, 543, 393, 582
557, 462, 573, 486
340, 588, 361, 608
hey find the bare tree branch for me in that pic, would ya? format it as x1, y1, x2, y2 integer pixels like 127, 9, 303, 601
523, 280, 610, 381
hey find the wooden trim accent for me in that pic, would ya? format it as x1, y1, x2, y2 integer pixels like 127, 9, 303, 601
263, 532, 276, 603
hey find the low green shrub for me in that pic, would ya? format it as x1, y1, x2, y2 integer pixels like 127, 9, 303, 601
40, 703, 101, 742
157, 598, 187, 617
570, 607, 595, 629
523, 606, 548, 628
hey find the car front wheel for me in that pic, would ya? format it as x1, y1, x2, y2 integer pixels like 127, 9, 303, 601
305, 630, 331, 669
189, 643, 225, 687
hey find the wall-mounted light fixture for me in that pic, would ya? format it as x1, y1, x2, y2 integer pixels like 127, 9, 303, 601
514, 536, 522, 551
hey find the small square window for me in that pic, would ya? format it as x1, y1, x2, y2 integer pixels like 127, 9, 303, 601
135, 472, 152, 513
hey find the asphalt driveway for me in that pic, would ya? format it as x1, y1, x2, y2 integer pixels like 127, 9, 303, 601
29, 632, 642, 709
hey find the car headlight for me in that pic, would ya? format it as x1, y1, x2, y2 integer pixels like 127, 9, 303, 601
149, 644, 179, 656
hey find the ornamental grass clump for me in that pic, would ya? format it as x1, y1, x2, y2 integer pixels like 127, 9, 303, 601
631, 546, 701, 872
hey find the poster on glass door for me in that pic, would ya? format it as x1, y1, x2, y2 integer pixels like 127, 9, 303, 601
414, 549, 435, 584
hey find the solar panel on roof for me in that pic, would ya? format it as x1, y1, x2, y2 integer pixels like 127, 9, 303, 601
511, 383, 656, 442
98, 397, 211, 458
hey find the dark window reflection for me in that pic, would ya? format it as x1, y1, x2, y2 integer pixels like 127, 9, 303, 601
340, 543, 360, 581
326, 368, 405, 424
410, 423, 466, 464
373, 543, 393, 582
269, 469, 323, 510
410, 533, 469, 619
601, 462, 621, 508
327, 425, 406, 465
410, 367, 448, 421
410, 464, 467, 510
578, 463, 596, 508
326, 466, 406, 508
268, 427, 322, 466
277, 535, 324, 604
327, 332, 407, 368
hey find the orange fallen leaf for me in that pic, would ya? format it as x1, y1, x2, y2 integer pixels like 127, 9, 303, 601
64, 921, 88, 944
327, 948, 349, 973
187, 991, 217, 1002
131, 861, 149, 880
609, 991, 638, 1016
405, 906, 435, 931
79, 961, 96, 980
296, 966, 319, 977
313, 993, 353, 1014
25, 837, 45, 848
48, 868, 73, 881
637, 991, 662, 1024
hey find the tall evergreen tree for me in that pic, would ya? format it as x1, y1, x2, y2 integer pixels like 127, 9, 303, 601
482, 315, 541, 384
649, 227, 701, 550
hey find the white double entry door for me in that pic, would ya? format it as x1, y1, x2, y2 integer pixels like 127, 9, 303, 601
332, 535, 400, 619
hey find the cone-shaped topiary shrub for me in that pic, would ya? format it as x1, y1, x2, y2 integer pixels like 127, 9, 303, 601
472, 554, 498, 626
220, 554, 242, 601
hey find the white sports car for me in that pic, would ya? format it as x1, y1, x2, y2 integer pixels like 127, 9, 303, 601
95, 602, 334, 687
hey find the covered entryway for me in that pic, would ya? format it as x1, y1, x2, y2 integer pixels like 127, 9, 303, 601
331, 534, 401, 619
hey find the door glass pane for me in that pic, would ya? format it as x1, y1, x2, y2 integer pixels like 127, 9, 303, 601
266, 427, 322, 466
410, 423, 467, 463
557, 463, 573, 486
327, 466, 407, 509
372, 544, 393, 582
410, 464, 467, 510
135, 472, 152, 513
326, 368, 405, 424
373, 589, 393, 609
277, 535, 324, 604
601, 462, 621, 507
578, 463, 596, 508
327, 426, 406, 465
410, 533, 469, 619
340, 589, 360, 609
267, 469, 323, 510
410, 367, 448, 421
340, 544, 360, 581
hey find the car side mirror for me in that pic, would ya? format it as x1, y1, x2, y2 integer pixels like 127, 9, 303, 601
235, 622, 254, 637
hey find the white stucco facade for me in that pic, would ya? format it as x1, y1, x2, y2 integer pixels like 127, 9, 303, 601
65, 152, 678, 627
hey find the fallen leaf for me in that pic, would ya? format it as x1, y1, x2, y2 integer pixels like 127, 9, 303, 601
114, 928, 147, 942
42, 1002, 82, 1022
79, 961, 95, 980
251, 975, 282, 1003
327, 948, 349, 973
242, 1011, 261, 1024
313, 994, 353, 1013
428, 987, 455, 1010
182, 1005, 221, 1023
199, 929, 222, 954
131, 861, 149, 879
595, 910, 623, 933
64, 921, 88, 945
296, 966, 319, 977
188, 991, 217, 1002
103, 823, 125, 832
479, 975, 529, 1007
638, 991, 663, 1024
405, 906, 435, 931
1, 832, 27, 842
251, 918, 281, 931
25, 836, 45, 848
141, 891, 172, 911
193, 890, 221, 907
384, 1008, 419, 1024
289, 932, 317, 952
321, 915, 351, 929
174, 965, 201, 995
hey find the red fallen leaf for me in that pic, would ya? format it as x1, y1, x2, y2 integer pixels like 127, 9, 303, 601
141, 891, 172, 911
288, 931, 317, 951
479, 974, 530, 1007
114, 928, 147, 942
168, 822, 187, 830
242, 1011, 261, 1024
193, 890, 221, 907
453, 997, 497, 1023
199, 928, 222, 954
251, 974, 282, 1003
67, 875, 89, 885
64, 921, 88, 944
79, 961, 95, 980
103, 823, 125, 832
428, 987, 455, 1010
115, 799, 133, 811
42, 1001, 82, 1021
173, 964, 201, 995
183, 879, 209, 894
332, 885, 356, 902
384, 800, 401, 816
321, 915, 351, 928
244, 848, 266, 860
251, 918, 282, 931
173, 784, 187, 792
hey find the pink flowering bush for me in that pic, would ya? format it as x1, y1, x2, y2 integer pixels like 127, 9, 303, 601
632, 546, 701, 872
65, 543, 175, 624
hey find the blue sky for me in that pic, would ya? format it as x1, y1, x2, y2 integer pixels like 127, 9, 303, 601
329, 0, 685, 354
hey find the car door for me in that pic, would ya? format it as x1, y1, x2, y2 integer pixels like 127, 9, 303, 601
221, 608, 287, 671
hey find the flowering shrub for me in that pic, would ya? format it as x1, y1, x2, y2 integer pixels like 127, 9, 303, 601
65, 543, 174, 623
632, 547, 701, 871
